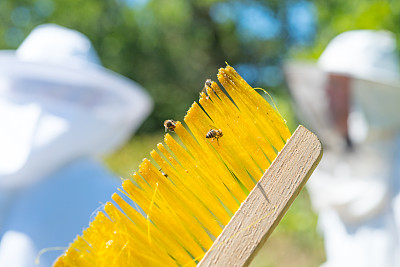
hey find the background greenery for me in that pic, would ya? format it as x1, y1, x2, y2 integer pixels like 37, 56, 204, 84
2, 0, 399, 266
2, 0, 398, 133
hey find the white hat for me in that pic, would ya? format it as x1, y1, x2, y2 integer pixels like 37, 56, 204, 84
284, 30, 400, 147
0, 24, 153, 189
318, 30, 400, 85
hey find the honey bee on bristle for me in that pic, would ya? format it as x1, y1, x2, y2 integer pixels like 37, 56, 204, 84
205, 79, 212, 88
206, 129, 223, 145
159, 168, 168, 178
202, 79, 214, 98
164, 119, 177, 132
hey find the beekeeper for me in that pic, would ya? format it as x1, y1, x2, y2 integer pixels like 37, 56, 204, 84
285, 30, 400, 267
0, 24, 153, 267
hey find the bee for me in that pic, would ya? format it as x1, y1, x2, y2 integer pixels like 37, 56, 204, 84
159, 168, 168, 178
206, 129, 223, 145
164, 119, 177, 132
205, 79, 212, 88
202, 79, 214, 97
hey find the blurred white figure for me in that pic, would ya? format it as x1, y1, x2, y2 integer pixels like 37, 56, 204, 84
285, 30, 400, 267
0, 24, 153, 266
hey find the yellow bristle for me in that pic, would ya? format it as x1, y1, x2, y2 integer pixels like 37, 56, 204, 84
149, 148, 223, 235
54, 65, 291, 266
184, 102, 256, 193
156, 141, 231, 225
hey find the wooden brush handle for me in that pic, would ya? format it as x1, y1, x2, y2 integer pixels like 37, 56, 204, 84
197, 125, 323, 267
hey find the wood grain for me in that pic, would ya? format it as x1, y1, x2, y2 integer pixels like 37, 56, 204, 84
197, 125, 323, 267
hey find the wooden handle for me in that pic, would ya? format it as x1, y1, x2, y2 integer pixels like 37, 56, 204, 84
197, 125, 323, 267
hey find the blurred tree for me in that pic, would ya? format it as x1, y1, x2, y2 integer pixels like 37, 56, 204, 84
305, 0, 398, 59
10, 0, 392, 133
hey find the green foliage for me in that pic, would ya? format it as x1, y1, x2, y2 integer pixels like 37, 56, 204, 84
307, 0, 398, 58
0, 0, 300, 133
2, 0, 400, 133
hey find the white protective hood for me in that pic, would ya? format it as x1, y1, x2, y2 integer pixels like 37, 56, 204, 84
0, 24, 153, 189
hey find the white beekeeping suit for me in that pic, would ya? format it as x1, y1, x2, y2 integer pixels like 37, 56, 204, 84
0, 24, 153, 266
285, 30, 400, 267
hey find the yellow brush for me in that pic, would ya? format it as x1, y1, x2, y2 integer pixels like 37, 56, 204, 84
54, 65, 322, 267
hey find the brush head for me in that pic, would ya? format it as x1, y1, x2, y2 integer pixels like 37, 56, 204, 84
54, 65, 292, 266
